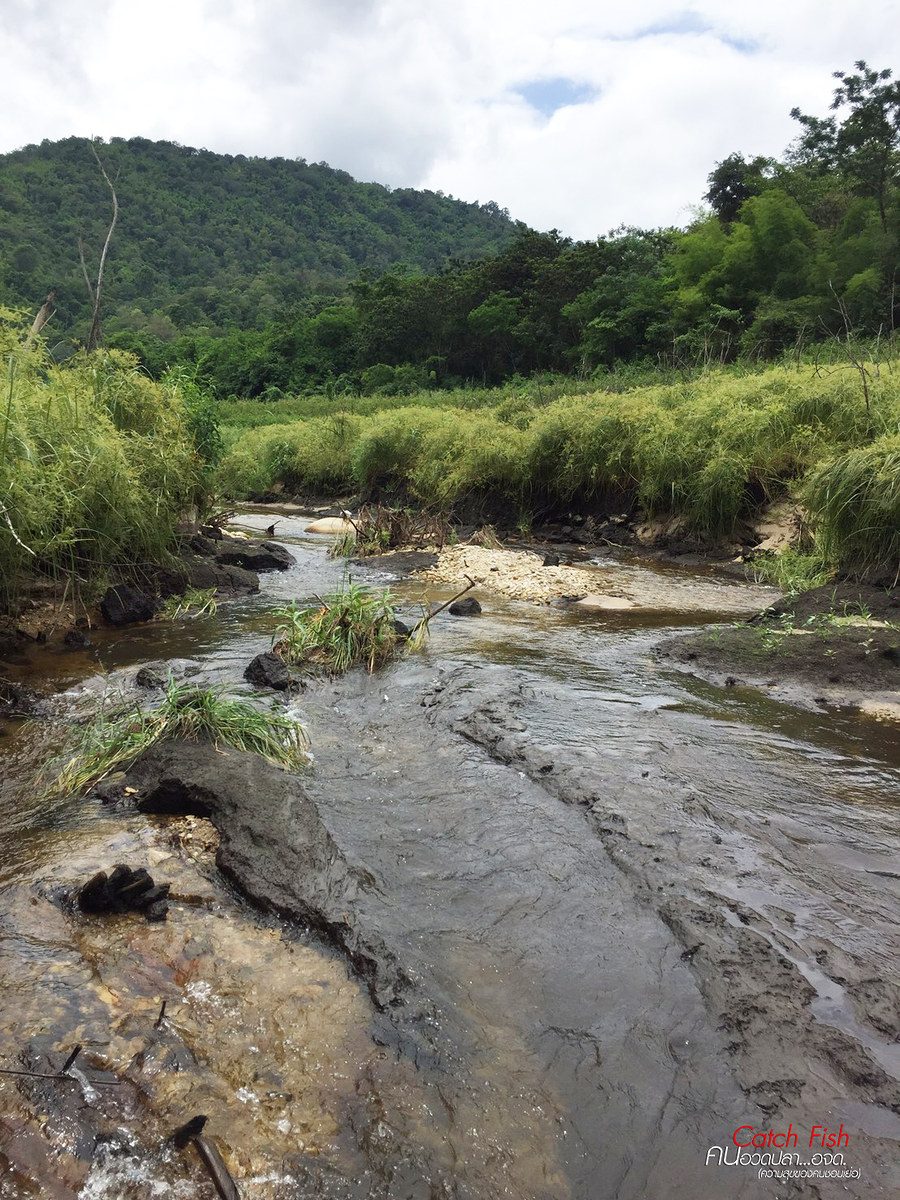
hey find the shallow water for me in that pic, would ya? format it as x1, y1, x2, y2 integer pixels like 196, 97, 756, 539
1, 512, 898, 1198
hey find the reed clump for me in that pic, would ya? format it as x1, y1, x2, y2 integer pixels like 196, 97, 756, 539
273, 580, 418, 675
43, 679, 310, 798
0, 314, 207, 610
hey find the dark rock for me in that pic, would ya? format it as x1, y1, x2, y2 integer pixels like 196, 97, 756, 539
76, 863, 169, 920
449, 597, 482, 617
136, 665, 167, 689
63, 628, 91, 649
126, 741, 406, 1009
244, 651, 292, 691
208, 534, 294, 572
183, 558, 260, 595
100, 585, 155, 626
93, 778, 127, 805
542, 552, 560, 567
392, 619, 412, 639
77, 871, 113, 912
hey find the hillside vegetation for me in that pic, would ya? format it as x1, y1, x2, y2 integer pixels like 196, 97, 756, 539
0, 136, 514, 339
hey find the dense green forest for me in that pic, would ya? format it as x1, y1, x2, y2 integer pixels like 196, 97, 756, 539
0, 136, 514, 340
2, 63, 899, 399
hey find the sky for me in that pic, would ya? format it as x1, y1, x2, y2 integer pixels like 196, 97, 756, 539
2, 0, 899, 241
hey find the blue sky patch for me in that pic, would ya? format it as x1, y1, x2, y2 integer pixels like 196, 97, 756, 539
516, 78, 598, 118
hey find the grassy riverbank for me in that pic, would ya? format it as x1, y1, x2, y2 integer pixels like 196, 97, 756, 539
218, 361, 900, 575
0, 313, 212, 612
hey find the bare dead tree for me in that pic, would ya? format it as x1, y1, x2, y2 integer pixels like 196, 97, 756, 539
23, 289, 56, 350
83, 139, 119, 352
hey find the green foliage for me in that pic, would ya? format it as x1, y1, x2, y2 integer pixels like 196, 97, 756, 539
0, 317, 202, 608
161, 586, 218, 619
218, 362, 900, 558
802, 433, 900, 572
749, 549, 835, 594
42, 679, 310, 797
0, 136, 514, 342
273, 581, 412, 674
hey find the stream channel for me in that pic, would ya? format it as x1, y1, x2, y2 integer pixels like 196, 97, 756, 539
0, 510, 898, 1199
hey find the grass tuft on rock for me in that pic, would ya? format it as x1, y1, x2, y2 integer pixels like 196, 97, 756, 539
43, 679, 309, 797
274, 580, 417, 674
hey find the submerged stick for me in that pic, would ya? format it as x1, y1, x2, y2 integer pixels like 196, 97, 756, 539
60, 1045, 82, 1074
0, 1067, 120, 1085
194, 1136, 241, 1200
172, 1116, 240, 1199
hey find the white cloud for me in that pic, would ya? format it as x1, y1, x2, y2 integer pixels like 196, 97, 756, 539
0, 1, 898, 240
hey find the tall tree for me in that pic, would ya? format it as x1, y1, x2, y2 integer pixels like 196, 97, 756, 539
790, 62, 900, 229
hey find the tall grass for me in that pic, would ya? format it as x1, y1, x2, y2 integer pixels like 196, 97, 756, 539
0, 314, 205, 609
802, 434, 900, 576
217, 362, 900, 567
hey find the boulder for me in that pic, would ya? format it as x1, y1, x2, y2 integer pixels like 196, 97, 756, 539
125, 741, 405, 1009
449, 597, 482, 617
184, 559, 260, 594
244, 650, 293, 691
136, 665, 167, 689
305, 517, 355, 535
210, 534, 294, 572
63, 628, 91, 649
100, 584, 155, 625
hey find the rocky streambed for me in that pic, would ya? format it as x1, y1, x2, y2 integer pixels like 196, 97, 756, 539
0, 511, 898, 1199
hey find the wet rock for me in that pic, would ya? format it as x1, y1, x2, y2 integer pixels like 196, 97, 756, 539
244, 650, 293, 691
449, 597, 482, 616
184, 558, 260, 594
76, 864, 170, 920
0, 678, 44, 717
63, 628, 92, 649
126, 741, 407, 1009
135, 665, 167, 689
542, 552, 560, 567
100, 584, 155, 626
393, 618, 412, 639
210, 534, 294, 572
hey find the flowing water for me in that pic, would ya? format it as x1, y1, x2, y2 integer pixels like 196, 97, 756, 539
0, 512, 898, 1199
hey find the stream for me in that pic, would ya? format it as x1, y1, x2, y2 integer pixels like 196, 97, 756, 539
1, 511, 898, 1199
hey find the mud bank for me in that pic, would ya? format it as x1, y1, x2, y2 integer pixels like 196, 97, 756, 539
656, 583, 900, 720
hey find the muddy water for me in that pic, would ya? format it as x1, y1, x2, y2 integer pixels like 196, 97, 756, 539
1, 511, 898, 1199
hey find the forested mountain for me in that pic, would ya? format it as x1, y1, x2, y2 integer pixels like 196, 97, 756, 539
0, 136, 515, 336
2, 62, 898, 400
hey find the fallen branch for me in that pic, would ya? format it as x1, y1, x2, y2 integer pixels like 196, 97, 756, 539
409, 576, 477, 636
